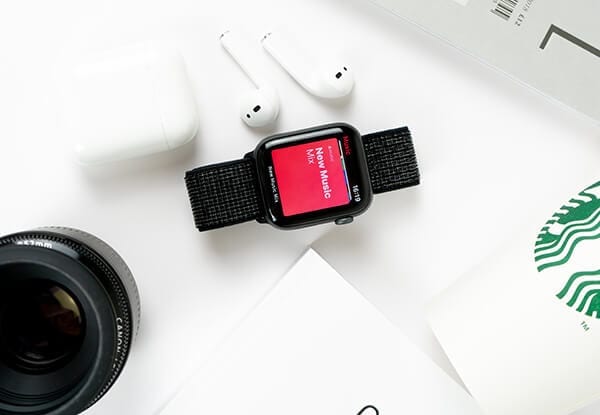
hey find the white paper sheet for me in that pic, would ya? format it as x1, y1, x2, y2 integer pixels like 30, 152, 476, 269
162, 249, 482, 415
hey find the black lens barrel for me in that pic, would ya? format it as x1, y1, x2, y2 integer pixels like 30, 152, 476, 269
0, 228, 140, 415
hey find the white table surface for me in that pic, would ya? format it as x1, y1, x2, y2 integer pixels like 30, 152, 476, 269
0, 0, 599, 414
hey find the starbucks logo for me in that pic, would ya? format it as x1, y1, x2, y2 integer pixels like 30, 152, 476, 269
535, 181, 600, 319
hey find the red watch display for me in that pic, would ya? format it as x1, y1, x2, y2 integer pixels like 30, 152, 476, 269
271, 137, 351, 217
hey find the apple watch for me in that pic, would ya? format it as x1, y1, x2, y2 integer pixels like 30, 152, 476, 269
185, 123, 419, 231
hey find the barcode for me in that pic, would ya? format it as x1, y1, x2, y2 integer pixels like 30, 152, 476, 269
491, 0, 518, 21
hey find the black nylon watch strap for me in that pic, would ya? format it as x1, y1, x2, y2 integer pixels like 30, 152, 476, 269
362, 127, 420, 194
185, 158, 263, 231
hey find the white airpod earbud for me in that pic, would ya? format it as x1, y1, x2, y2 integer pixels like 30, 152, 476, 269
220, 31, 280, 128
262, 32, 355, 100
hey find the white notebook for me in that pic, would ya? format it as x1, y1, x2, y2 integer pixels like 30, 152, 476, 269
162, 249, 482, 415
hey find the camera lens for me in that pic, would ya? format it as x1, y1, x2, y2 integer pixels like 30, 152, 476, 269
1, 280, 84, 374
0, 227, 140, 415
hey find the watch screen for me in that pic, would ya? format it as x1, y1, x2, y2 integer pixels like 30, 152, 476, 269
271, 138, 351, 217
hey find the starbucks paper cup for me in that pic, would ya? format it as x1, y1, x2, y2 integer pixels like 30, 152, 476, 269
429, 181, 600, 415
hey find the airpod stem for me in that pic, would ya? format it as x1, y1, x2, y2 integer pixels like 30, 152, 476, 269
261, 32, 311, 87
220, 31, 264, 88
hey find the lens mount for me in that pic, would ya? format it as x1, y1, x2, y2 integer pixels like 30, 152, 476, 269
0, 228, 140, 415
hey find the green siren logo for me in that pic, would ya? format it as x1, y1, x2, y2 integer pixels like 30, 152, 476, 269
535, 181, 600, 319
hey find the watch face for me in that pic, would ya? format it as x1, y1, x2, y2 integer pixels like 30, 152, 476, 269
271, 137, 350, 217
254, 124, 372, 229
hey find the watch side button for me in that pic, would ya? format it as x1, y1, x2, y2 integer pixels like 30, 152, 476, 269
335, 216, 354, 225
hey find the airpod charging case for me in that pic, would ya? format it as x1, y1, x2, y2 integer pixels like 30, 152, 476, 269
63, 43, 199, 165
